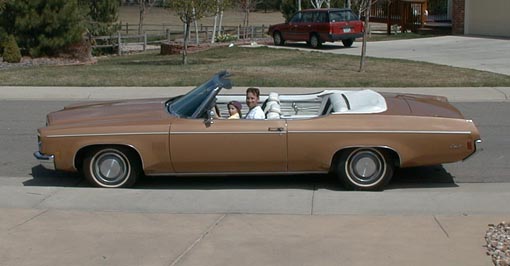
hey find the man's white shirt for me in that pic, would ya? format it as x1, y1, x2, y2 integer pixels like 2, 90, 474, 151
244, 106, 265, 119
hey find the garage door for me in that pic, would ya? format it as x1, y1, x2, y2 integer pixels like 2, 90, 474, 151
465, 0, 510, 37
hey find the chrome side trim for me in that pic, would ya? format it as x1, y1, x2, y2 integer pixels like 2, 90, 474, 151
288, 130, 472, 134
146, 171, 328, 177
34, 151, 55, 171
47, 132, 168, 138
170, 131, 284, 135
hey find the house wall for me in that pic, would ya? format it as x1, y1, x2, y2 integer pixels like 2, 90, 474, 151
464, 0, 510, 37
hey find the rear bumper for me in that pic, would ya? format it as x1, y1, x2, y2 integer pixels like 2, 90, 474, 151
328, 32, 364, 41
34, 151, 55, 171
463, 139, 482, 161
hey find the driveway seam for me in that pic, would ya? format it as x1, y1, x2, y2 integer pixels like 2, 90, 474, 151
311, 183, 317, 215
492, 87, 509, 100
168, 213, 227, 266
33, 188, 60, 209
433, 216, 450, 239
7, 209, 48, 231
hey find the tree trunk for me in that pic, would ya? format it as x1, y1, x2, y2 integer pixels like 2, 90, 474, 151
359, 0, 372, 72
138, 0, 145, 34
193, 7, 199, 45
218, 9, 224, 35
211, 5, 219, 43
183, 21, 190, 65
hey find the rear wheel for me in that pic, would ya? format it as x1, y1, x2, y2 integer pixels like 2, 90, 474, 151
342, 38, 354, 47
309, 34, 321, 49
83, 147, 141, 188
336, 148, 394, 191
273, 32, 285, 46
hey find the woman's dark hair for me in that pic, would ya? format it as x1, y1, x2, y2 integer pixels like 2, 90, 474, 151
246, 87, 260, 98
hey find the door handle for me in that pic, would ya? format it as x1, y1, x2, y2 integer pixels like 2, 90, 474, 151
268, 127, 284, 132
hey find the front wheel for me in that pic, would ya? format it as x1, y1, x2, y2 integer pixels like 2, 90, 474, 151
342, 38, 355, 47
336, 148, 394, 191
273, 32, 285, 46
83, 147, 141, 188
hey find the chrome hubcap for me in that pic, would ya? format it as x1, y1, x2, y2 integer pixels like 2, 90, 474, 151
274, 33, 281, 44
347, 149, 385, 185
92, 151, 129, 185
311, 36, 318, 47
354, 157, 378, 178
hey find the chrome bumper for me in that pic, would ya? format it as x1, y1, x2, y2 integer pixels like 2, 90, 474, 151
463, 139, 482, 161
34, 151, 55, 171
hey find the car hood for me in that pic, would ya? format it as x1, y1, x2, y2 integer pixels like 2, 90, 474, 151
382, 93, 464, 119
47, 98, 169, 126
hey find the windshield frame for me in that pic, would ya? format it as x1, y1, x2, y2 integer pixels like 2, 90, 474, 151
168, 71, 232, 119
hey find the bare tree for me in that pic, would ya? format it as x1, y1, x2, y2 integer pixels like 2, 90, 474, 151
237, 0, 258, 39
358, 0, 376, 72
211, 0, 233, 43
138, 0, 159, 34
310, 0, 330, 8
167, 0, 215, 64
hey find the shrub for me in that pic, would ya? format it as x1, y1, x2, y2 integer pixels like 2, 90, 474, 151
2, 35, 21, 63
215, 34, 238, 43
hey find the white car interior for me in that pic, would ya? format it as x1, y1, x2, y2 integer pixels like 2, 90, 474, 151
215, 89, 387, 119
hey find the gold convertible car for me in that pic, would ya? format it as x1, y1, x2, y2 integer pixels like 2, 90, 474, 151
35, 71, 481, 191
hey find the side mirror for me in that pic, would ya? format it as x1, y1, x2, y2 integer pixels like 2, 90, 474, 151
204, 109, 215, 127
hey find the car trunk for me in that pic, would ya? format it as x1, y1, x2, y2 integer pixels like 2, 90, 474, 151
383, 93, 465, 119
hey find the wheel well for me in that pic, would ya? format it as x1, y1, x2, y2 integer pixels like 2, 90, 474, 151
329, 147, 401, 173
74, 144, 143, 171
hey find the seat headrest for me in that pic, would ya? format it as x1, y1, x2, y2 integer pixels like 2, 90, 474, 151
268, 92, 279, 103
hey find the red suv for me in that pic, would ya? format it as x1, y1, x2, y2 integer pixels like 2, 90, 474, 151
268, 8, 364, 48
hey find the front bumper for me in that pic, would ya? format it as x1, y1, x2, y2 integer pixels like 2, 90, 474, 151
34, 151, 55, 171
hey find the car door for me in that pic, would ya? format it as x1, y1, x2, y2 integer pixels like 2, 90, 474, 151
297, 11, 315, 41
170, 118, 287, 173
284, 12, 303, 41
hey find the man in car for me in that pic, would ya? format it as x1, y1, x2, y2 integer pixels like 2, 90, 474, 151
244, 87, 265, 119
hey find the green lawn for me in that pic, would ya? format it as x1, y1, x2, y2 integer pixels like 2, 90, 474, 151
1, 46, 509, 87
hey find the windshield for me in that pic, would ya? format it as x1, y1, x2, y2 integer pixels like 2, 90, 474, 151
168, 71, 231, 118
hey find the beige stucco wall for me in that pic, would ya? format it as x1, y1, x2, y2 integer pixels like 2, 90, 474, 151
465, 0, 510, 37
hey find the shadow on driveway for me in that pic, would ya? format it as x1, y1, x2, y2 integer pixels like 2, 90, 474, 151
25, 164, 457, 190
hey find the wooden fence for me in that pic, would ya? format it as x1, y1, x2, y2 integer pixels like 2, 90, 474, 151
92, 24, 269, 55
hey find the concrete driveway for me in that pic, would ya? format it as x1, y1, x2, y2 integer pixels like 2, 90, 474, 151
271, 36, 510, 76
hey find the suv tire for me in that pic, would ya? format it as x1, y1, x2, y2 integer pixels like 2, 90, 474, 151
309, 34, 321, 49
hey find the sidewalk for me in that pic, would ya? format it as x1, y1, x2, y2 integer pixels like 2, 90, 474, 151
1, 183, 509, 265
0, 208, 500, 266
1, 86, 509, 102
